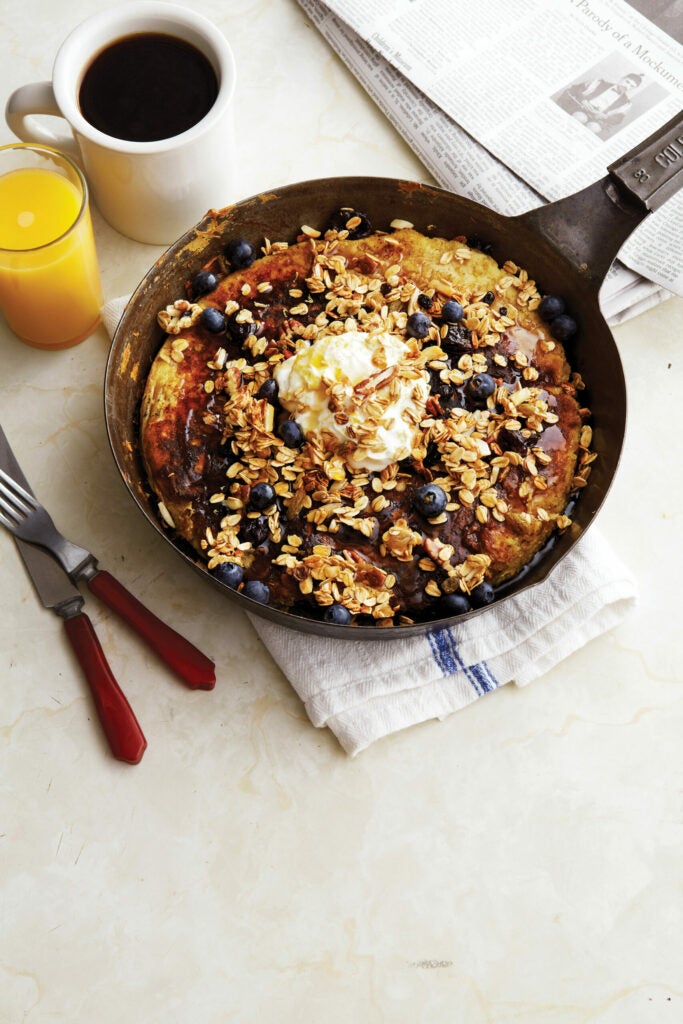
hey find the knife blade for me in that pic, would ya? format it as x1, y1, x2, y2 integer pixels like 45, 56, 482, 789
15, 534, 83, 616
0, 429, 82, 618
0, 431, 83, 615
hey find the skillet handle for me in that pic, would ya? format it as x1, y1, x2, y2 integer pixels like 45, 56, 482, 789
516, 109, 683, 286
608, 109, 683, 213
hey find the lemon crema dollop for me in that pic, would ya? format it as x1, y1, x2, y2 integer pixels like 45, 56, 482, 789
273, 328, 432, 472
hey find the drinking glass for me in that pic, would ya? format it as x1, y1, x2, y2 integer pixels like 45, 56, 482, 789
0, 143, 102, 349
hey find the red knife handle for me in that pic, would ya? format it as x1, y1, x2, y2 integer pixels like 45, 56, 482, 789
63, 612, 147, 765
86, 570, 216, 690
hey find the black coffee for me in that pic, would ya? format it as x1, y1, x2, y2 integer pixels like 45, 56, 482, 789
79, 32, 218, 143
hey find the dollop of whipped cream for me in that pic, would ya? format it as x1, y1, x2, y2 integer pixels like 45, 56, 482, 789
273, 328, 429, 472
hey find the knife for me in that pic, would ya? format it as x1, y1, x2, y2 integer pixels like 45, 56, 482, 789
14, 537, 147, 764
0, 432, 146, 764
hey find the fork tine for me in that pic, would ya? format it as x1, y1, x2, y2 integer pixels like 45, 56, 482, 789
0, 492, 26, 526
0, 507, 18, 531
0, 467, 38, 514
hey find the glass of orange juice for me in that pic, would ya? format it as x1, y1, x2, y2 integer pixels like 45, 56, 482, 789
0, 143, 102, 349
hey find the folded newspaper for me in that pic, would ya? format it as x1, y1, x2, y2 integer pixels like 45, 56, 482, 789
298, 0, 683, 323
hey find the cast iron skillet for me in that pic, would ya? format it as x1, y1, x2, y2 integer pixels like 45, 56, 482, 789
105, 112, 683, 639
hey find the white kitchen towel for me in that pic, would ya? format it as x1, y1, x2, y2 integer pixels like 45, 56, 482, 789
103, 295, 637, 755
250, 529, 635, 753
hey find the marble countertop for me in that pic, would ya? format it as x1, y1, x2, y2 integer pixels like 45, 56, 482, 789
1, 1, 682, 1020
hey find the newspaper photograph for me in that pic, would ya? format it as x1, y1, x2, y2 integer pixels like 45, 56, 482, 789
302, 0, 683, 303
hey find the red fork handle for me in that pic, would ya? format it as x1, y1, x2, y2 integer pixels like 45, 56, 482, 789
63, 612, 147, 765
86, 570, 216, 690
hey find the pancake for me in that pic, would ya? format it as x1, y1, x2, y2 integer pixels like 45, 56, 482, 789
140, 212, 593, 625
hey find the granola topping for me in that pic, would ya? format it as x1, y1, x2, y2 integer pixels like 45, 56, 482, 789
142, 211, 594, 626
157, 299, 202, 335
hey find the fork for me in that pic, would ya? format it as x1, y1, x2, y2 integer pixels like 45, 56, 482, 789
0, 466, 216, 690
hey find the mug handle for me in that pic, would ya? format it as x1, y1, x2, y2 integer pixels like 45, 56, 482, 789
5, 82, 79, 157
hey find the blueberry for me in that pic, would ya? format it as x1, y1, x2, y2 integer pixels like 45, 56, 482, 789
211, 561, 243, 589
467, 372, 496, 403
326, 207, 372, 238
242, 580, 270, 604
550, 314, 577, 341
538, 294, 566, 321
441, 322, 471, 352
278, 419, 304, 448
323, 603, 352, 625
226, 312, 257, 342
441, 299, 464, 322
239, 515, 269, 547
225, 238, 256, 270
470, 581, 495, 607
499, 306, 507, 316
258, 378, 279, 403
406, 312, 431, 339
441, 592, 471, 616
482, 291, 495, 305
249, 482, 275, 510
413, 483, 447, 517
191, 269, 219, 299
200, 307, 226, 333
417, 293, 433, 310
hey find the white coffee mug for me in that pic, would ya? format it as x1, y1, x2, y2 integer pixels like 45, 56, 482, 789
5, 2, 236, 245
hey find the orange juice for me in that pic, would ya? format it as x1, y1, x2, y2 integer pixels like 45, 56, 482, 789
0, 149, 102, 349
0, 168, 82, 249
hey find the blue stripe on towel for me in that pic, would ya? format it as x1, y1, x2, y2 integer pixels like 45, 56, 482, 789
427, 629, 459, 676
428, 627, 500, 696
